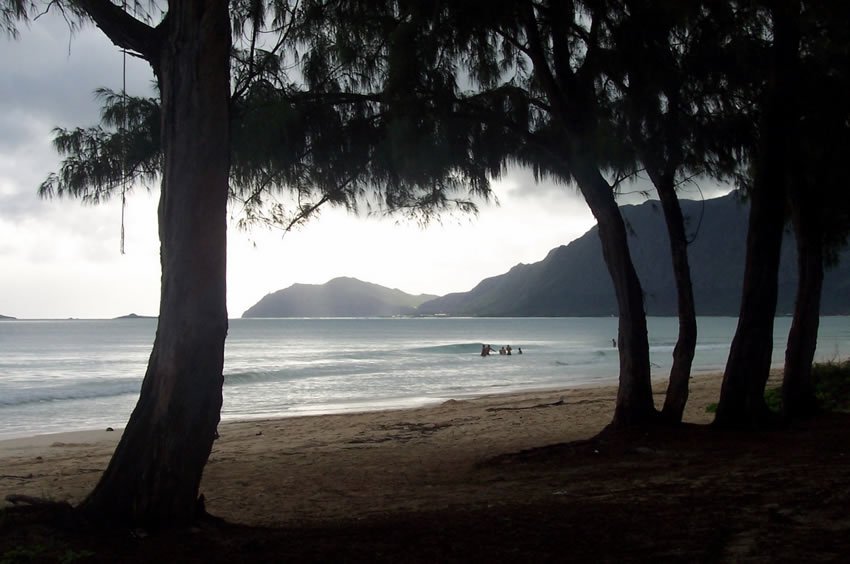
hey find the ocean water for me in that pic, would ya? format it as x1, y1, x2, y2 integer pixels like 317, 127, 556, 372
0, 316, 848, 439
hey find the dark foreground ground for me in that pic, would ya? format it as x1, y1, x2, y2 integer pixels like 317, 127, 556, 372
2, 413, 849, 563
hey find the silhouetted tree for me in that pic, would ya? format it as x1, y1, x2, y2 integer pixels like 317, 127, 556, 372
715, 1, 800, 427
340, 0, 658, 425
608, 3, 697, 423
33, 0, 233, 529
608, 1, 757, 423
782, 0, 850, 418
11, 0, 496, 528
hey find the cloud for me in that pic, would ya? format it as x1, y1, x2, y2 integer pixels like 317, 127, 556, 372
0, 11, 155, 225
1, 12, 153, 127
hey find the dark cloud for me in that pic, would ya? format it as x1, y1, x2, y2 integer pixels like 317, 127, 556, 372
1, 12, 154, 143
1, 12, 153, 226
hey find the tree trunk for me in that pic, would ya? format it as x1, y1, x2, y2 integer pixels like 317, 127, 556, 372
714, 188, 785, 427
714, 2, 799, 429
651, 174, 697, 424
573, 161, 655, 426
80, 0, 231, 529
782, 204, 823, 418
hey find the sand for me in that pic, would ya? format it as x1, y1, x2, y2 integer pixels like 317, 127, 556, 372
0, 372, 728, 526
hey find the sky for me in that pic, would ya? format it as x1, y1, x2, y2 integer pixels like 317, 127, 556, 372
0, 11, 728, 320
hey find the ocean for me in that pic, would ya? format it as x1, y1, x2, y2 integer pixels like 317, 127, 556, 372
1, 316, 848, 440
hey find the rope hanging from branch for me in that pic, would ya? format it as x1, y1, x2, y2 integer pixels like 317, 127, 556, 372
119, 2, 128, 255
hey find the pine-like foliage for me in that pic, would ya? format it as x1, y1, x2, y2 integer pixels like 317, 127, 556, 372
38, 88, 161, 203
1, 0, 30, 37
35, 0, 517, 231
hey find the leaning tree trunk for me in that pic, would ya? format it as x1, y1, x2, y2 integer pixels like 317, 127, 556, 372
652, 173, 697, 424
515, 1, 653, 426
782, 203, 823, 418
714, 2, 799, 429
713, 188, 785, 427
81, 0, 231, 529
573, 161, 655, 426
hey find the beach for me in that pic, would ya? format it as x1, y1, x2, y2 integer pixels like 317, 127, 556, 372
3, 369, 850, 562
1, 372, 723, 524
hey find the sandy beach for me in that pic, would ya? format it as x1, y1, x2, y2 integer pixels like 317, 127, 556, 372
1, 372, 724, 525
3, 368, 849, 562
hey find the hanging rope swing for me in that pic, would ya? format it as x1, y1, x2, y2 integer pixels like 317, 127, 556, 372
119, 2, 128, 255
119, 44, 128, 254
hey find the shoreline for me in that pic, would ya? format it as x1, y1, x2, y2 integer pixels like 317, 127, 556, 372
0, 371, 737, 525
0, 368, 720, 450
0, 368, 727, 447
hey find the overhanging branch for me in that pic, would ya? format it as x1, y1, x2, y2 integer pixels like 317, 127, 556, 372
73, 0, 160, 62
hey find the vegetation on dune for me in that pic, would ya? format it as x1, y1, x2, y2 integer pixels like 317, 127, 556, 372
708, 359, 850, 415
811, 359, 850, 413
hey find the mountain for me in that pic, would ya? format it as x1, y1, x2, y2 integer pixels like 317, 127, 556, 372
242, 277, 439, 318
0, 314, 16, 320
417, 192, 850, 316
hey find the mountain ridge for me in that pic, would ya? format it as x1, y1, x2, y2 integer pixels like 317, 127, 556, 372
242, 192, 849, 318
242, 276, 438, 318
417, 192, 850, 316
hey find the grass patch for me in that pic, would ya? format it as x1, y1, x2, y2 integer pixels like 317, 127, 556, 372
704, 359, 850, 414
812, 358, 850, 412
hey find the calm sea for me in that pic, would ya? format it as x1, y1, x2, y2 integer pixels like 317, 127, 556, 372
0, 317, 848, 439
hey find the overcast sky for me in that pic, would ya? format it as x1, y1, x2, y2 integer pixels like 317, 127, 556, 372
0, 11, 729, 320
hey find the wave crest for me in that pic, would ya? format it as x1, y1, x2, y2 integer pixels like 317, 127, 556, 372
0, 379, 140, 408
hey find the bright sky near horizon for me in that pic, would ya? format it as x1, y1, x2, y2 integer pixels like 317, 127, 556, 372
0, 12, 728, 320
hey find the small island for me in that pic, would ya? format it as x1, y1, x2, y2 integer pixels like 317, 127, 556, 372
114, 313, 156, 320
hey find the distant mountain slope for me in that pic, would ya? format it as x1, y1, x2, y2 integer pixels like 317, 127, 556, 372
417, 192, 850, 316
242, 277, 438, 318
0, 314, 16, 320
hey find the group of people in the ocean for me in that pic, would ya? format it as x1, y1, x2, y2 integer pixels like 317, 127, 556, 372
480, 344, 522, 356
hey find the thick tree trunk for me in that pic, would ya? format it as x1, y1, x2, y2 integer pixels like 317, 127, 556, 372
782, 205, 823, 418
80, 0, 231, 529
713, 188, 785, 427
714, 2, 799, 429
647, 175, 697, 424
573, 161, 655, 426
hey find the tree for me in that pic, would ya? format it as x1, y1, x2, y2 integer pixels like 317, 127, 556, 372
782, 0, 850, 418
607, 2, 701, 423
474, 0, 657, 425
53, 0, 233, 528
715, 1, 800, 427
15, 0, 496, 528
364, 0, 659, 426
607, 2, 754, 423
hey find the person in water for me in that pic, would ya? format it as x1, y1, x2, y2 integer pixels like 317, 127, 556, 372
506, 345, 512, 355
517, 347, 523, 354
481, 344, 492, 357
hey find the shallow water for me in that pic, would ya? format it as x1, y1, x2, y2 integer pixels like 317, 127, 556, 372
0, 316, 847, 439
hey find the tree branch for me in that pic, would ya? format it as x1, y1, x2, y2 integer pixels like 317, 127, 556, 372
515, 1, 568, 124
73, 0, 160, 62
